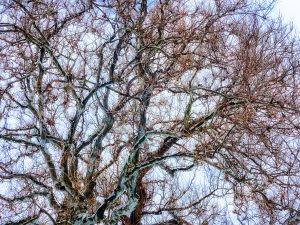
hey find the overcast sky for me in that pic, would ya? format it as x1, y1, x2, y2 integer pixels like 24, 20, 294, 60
275, 0, 300, 31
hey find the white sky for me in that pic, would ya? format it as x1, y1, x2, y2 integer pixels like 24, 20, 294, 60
275, 0, 300, 31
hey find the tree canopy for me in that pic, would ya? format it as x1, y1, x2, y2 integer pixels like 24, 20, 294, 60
0, 0, 300, 224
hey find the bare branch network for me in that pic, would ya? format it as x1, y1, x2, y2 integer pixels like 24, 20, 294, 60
0, 0, 300, 224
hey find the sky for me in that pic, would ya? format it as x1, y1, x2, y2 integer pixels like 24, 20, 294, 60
275, 0, 300, 32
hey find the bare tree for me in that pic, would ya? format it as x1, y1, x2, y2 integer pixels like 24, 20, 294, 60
0, 0, 300, 224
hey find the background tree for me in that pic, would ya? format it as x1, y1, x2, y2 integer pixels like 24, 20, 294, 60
0, 0, 300, 224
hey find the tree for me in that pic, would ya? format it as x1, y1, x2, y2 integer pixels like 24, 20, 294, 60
0, 0, 300, 224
